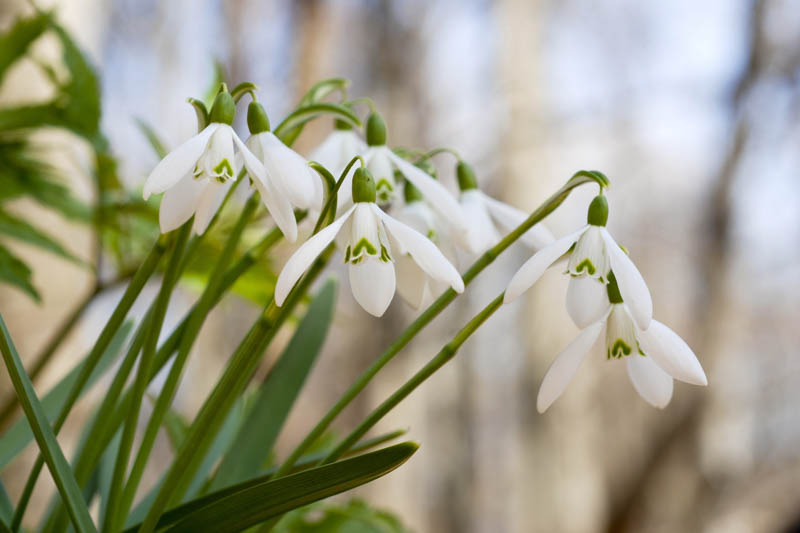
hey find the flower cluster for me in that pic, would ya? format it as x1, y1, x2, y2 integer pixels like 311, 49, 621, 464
504, 194, 708, 411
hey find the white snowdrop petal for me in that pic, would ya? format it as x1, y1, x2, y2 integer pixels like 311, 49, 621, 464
349, 259, 396, 317
394, 253, 429, 310
275, 205, 356, 305
143, 123, 220, 199
626, 355, 674, 409
158, 174, 206, 233
480, 192, 555, 249
235, 134, 299, 242
373, 205, 464, 293
602, 229, 653, 330
566, 276, 611, 329
260, 132, 317, 210
458, 190, 499, 254
504, 226, 587, 304
537, 321, 603, 413
387, 150, 467, 232
192, 179, 231, 235
639, 320, 707, 385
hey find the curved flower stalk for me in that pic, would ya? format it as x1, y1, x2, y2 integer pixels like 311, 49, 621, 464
275, 167, 464, 316
308, 121, 367, 211
143, 90, 297, 240
245, 101, 323, 214
453, 160, 555, 254
504, 194, 652, 330
531, 273, 707, 412
358, 112, 467, 233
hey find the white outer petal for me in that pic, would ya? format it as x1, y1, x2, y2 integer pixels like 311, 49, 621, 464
192, 179, 231, 235
159, 174, 205, 233
259, 132, 317, 210
143, 123, 221, 199
626, 355, 674, 409
457, 190, 499, 254
234, 133, 298, 242
386, 149, 467, 232
372, 205, 464, 293
349, 259, 396, 317
504, 226, 587, 304
566, 276, 611, 329
602, 229, 652, 330
480, 192, 555, 249
639, 320, 707, 385
274, 205, 356, 305
394, 253, 429, 310
537, 320, 603, 413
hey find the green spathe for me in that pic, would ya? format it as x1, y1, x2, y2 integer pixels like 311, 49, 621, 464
209, 91, 235, 125
366, 112, 386, 146
352, 167, 377, 203
587, 194, 608, 226
247, 101, 270, 134
456, 160, 478, 191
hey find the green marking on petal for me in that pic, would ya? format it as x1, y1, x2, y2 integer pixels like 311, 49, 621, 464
574, 258, 596, 276
213, 158, 233, 178
351, 237, 377, 259
343, 245, 351, 263
610, 339, 632, 359
427, 229, 437, 242
379, 244, 392, 262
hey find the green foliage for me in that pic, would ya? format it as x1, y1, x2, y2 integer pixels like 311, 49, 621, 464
276, 500, 412, 533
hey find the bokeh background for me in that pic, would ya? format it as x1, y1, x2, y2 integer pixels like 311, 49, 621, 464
2, 0, 800, 532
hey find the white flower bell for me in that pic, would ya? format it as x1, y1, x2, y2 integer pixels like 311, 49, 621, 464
143, 91, 297, 240
504, 195, 653, 330
453, 161, 554, 254
534, 273, 707, 412
275, 167, 464, 317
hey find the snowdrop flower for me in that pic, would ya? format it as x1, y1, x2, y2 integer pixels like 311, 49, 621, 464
359, 113, 467, 234
453, 161, 555, 254
275, 167, 464, 317
245, 102, 323, 214
504, 194, 653, 330
532, 272, 707, 412
143, 91, 297, 240
308, 120, 367, 210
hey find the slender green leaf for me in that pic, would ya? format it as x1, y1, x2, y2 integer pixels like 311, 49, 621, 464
0, 479, 12, 526
209, 279, 336, 490
274, 499, 411, 533
0, 209, 83, 264
0, 321, 132, 470
0, 315, 98, 533
98, 430, 122, 525
134, 119, 168, 159
0, 243, 39, 301
0, 13, 50, 85
298, 78, 349, 106
123, 442, 418, 533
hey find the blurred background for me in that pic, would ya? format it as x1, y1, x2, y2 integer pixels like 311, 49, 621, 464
1, 0, 800, 531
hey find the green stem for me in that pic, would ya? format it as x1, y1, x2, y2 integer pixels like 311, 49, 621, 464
325, 293, 504, 463
114, 198, 258, 527
311, 155, 363, 234
137, 246, 333, 533
103, 223, 192, 533
413, 147, 461, 164
272, 171, 602, 479
11, 236, 168, 531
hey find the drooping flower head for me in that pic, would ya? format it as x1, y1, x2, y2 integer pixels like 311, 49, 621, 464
275, 167, 464, 316
143, 88, 297, 240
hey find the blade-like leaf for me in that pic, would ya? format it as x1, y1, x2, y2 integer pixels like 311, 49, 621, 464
124, 442, 418, 533
0, 322, 132, 470
298, 78, 349, 106
0, 479, 12, 526
210, 279, 336, 490
0, 209, 83, 264
0, 13, 49, 85
0, 243, 39, 301
0, 315, 98, 533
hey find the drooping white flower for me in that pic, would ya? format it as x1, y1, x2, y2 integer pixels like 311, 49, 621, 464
504, 194, 652, 330
275, 167, 464, 317
143, 93, 297, 240
245, 102, 323, 214
533, 274, 707, 412
308, 123, 367, 211
452, 161, 554, 254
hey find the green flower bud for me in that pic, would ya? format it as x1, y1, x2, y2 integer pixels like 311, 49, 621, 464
456, 160, 478, 191
404, 179, 424, 203
352, 167, 377, 203
606, 271, 623, 304
366, 112, 387, 146
209, 90, 235, 125
334, 118, 353, 130
247, 101, 270, 134
587, 195, 608, 226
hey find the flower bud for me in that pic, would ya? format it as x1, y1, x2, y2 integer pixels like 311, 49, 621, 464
209, 89, 235, 125
456, 160, 478, 191
587, 195, 608, 226
352, 167, 377, 203
366, 112, 387, 146
247, 101, 270, 134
